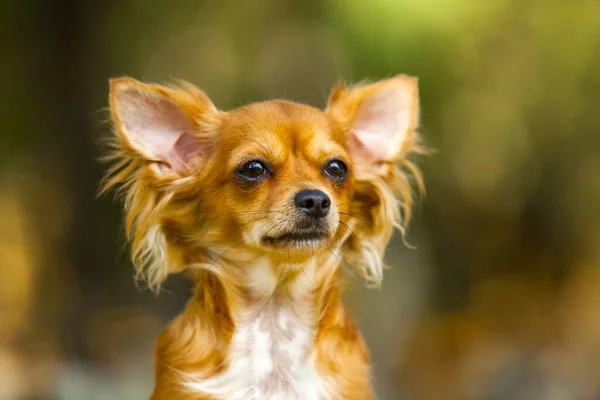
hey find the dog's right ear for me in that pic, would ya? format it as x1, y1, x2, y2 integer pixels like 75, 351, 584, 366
105, 78, 220, 291
109, 77, 219, 177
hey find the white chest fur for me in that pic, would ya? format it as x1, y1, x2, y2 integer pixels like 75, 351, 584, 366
182, 303, 330, 400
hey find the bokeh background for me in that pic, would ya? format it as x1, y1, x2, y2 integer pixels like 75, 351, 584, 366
2, 0, 600, 399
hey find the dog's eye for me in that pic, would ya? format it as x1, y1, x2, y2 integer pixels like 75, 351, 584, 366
323, 159, 348, 180
236, 160, 269, 181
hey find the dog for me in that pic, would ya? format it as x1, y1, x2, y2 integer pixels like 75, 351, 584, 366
102, 74, 423, 399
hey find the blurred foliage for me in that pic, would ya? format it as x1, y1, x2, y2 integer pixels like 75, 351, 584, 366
1, 0, 600, 399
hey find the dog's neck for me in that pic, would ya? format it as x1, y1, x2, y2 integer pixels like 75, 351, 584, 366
191, 249, 343, 332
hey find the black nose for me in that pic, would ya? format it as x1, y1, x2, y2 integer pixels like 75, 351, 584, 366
294, 190, 331, 218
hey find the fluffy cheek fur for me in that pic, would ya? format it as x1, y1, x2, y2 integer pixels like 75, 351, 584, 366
341, 163, 419, 286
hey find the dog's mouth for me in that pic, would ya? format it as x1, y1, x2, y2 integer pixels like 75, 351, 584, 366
262, 230, 329, 247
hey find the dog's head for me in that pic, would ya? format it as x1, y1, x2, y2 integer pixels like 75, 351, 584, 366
103, 76, 422, 290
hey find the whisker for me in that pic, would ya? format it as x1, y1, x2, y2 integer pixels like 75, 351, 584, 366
210, 237, 247, 260
206, 210, 283, 221
323, 240, 343, 261
237, 216, 269, 230
299, 264, 314, 287
338, 212, 368, 226
338, 220, 358, 241
209, 216, 269, 259
262, 222, 280, 239
276, 263, 286, 286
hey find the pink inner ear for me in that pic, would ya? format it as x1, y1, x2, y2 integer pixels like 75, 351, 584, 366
165, 131, 204, 173
351, 84, 413, 161
118, 90, 203, 174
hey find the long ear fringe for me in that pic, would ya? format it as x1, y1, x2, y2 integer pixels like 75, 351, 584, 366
343, 137, 427, 288
99, 141, 171, 292
100, 79, 221, 293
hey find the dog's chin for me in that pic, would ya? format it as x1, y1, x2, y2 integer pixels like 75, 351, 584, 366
261, 230, 330, 250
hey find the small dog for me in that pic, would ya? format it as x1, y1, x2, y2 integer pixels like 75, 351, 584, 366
103, 74, 423, 399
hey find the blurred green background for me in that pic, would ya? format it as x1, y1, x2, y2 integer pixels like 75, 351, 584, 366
2, 0, 600, 399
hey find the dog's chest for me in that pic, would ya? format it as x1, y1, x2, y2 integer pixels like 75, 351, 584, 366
185, 305, 329, 399
231, 307, 327, 399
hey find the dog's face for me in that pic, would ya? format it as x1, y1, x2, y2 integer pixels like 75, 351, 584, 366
203, 101, 353, 254
105, 76, 421, 288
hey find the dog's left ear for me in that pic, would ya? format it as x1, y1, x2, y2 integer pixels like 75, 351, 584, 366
327, 75, 422, 287
326, 75, 419, 170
